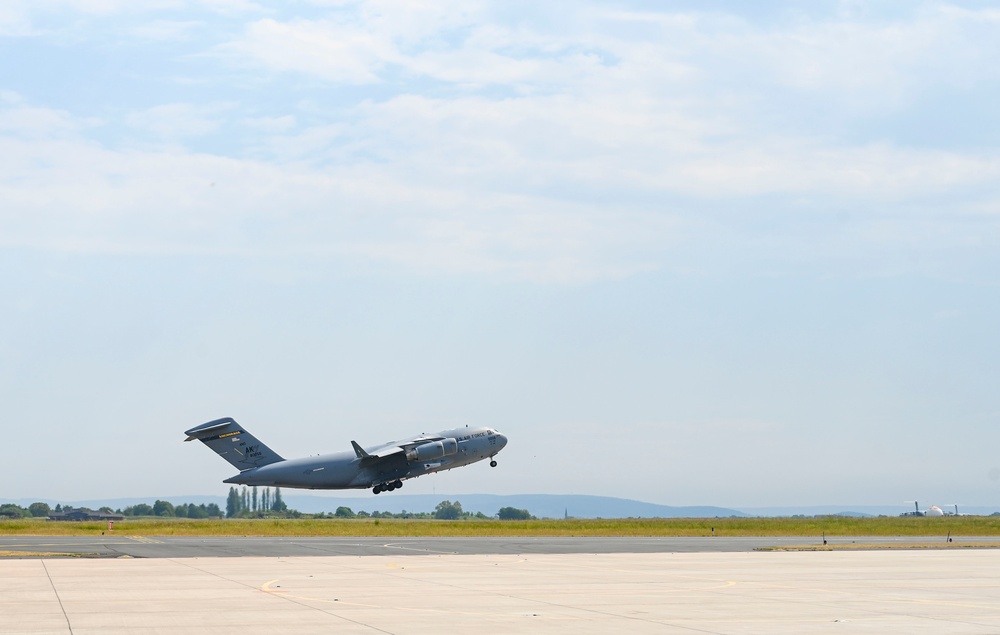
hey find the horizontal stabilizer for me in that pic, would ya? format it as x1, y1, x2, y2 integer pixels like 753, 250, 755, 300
184, 419, 232, 442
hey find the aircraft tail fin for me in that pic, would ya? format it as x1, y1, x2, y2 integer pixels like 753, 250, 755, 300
184, 417, 284, 471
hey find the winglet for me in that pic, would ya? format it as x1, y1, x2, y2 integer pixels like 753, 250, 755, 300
351, 441, 370, 459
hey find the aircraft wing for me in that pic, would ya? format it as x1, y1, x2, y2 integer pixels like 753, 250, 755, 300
394, 436, 447, 451
350, 436, 450, 466
351, 441, 406, 466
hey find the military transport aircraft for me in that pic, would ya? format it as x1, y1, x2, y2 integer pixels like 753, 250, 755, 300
184, 417, 508, 494
900, 501, 946, 517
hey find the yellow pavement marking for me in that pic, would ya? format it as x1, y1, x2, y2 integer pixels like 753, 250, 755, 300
0, 550, 84, 557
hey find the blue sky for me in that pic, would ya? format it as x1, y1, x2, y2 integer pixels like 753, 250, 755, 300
2, 0, 999, 508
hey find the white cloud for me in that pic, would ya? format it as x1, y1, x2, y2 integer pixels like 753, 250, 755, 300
18, 0, 263, 16
0, 99, 673, 282
741, 7, 1000, 111
0, 0, 266, 42
21, 0, 183, 16
0, 101, 93, 138
125, 103, 234, 138
214, 4, 1000, 111
339, 92, 1000, 201
129, 19, 203, 41
218, 18, 389, 84
4, 101, 996, 285
3, 2, 1000, 282
194, 0, 267, 14
243, 115, 297, 133
0, 5, 35, 36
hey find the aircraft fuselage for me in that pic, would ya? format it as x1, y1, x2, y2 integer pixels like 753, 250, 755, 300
187, 422, 507, 491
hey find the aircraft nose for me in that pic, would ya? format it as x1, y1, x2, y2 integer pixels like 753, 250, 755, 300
495, 432, 508, 449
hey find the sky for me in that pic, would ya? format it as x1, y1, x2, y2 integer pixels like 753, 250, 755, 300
2, 0, 999, 509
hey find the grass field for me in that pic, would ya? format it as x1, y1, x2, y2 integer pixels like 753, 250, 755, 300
2, 516, 999, 537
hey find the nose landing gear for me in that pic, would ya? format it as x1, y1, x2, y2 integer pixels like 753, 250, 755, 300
372, 479, 403, 494
490, 457, 498, 467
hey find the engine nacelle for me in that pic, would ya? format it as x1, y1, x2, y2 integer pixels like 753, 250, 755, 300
406, 438, 458, 462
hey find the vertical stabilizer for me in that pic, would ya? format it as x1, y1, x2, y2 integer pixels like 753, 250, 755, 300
184, 417, 284, 471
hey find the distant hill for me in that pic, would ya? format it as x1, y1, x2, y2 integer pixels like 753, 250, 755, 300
10, 494, 745, 519
279, 494, 747, 518
737, 505, 1000, 517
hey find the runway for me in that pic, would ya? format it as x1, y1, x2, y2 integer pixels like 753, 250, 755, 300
3, 549, 1000, 634
0, 534, 974, 558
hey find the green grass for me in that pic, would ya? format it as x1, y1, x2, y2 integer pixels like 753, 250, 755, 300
3, 516, 1000, 537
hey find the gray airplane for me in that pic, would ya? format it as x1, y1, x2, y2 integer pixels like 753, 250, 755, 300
184, 417, 508, 494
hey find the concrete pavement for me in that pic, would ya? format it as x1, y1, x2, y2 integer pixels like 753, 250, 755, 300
0, 535, 981, 558
3, 550, 1000, 634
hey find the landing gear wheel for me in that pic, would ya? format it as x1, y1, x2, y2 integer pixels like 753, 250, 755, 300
490, 460, 498, 468
374, 479, 403, 494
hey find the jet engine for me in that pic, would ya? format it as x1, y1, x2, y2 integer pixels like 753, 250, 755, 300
406, 438, 458, 462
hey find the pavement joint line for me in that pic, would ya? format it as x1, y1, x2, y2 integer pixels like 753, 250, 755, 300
268, 576, 721, 634
341, 555, 722, 633
170, 558, 396, 634
751, 578, 1000, 611
381, 542, 458, 554
704, 576, 1000, 628
40, 560, 74, 635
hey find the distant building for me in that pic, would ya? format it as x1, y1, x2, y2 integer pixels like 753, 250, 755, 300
47, 507, 124, 522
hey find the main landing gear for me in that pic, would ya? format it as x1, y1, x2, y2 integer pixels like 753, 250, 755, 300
372, 479, 403, 494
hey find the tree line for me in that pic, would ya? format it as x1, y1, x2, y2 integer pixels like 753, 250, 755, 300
226, 486, 288, 518
0, 501, 224, 518
0, 502, 52, 518
1, 498, 534, 521
121, 501, 223, 518
317, 500, 534, 520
